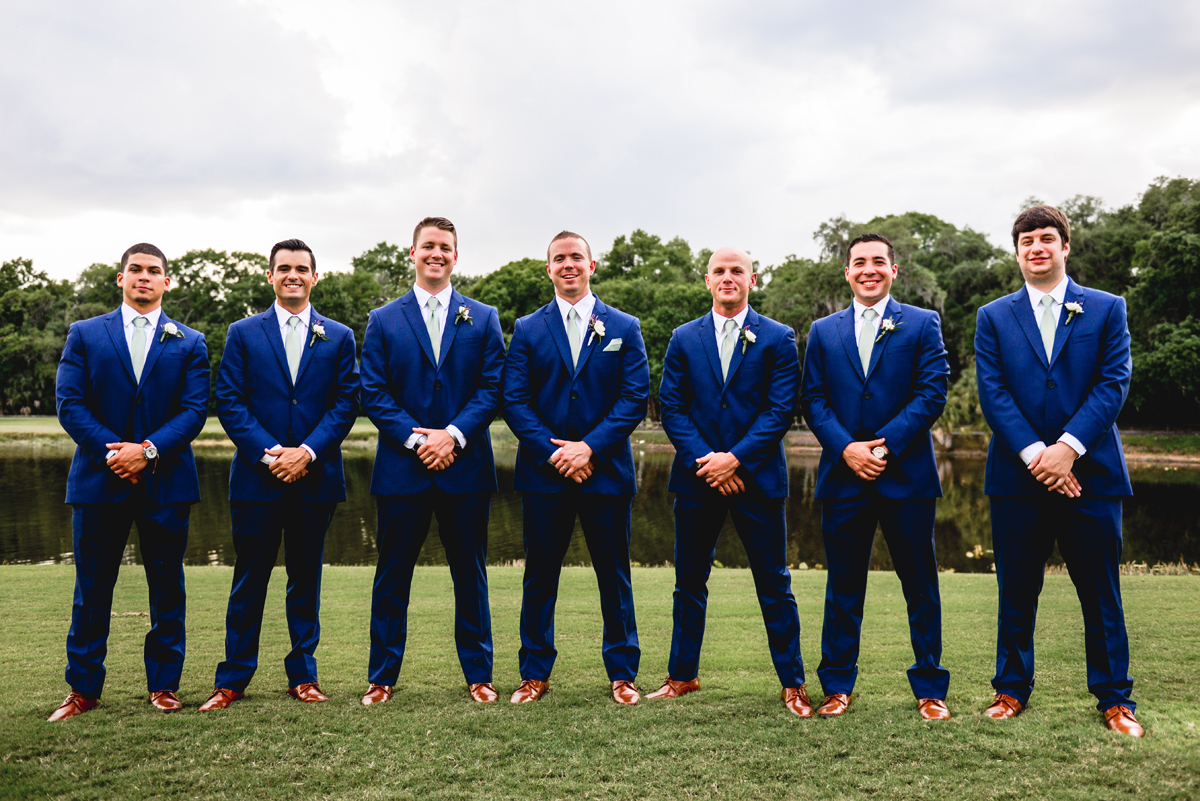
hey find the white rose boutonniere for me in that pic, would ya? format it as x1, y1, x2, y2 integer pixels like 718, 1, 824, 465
1064, 301, 1084, 325
874, 316, 902, 344
455, 305, 472, 325
740, 327, 756, 355
159, 322, 184, 343
587, 315, 605, 346
309, 322, 330, 347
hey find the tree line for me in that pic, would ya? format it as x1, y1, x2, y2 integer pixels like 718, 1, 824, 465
2, 175, 1197, 429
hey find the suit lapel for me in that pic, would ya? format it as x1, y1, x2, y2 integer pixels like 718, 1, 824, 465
723, 307, 757, 388
436, 290, 465, 370
574, 296, 604, 376
699, 314, 723, 386
294, 307, 321, 384
1049, 279, 1085, 367
260, 309, 292, 387
400, 291, 438, 368
542, 301, 575, 374
1008, 287, 1050, 369
836, 307, 865, 380
138, 312, 169, 387
104, 310, 137, 386
866, 300, 902, 379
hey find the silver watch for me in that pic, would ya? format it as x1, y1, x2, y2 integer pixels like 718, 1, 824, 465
142, 443, 159, 461
871, 446, 887, 460
415, 434, 429, 447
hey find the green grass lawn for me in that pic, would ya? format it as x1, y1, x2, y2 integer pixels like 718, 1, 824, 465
1, 566, 1196, 800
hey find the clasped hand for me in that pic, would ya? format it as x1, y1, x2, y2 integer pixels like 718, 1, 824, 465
1029, 442, 1082, 498
414, 428, 457, 472
105, 442, 148, 484
550, 438, 593, 483
265, 446, 311, 483
696, 451, 743, 495
842, 438, 887, 481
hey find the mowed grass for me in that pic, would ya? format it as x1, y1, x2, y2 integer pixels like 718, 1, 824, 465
0, 566, 1198, 800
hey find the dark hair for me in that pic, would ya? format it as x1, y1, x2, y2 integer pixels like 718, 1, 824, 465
1011, 205, 1071, 250
547, 230, 592, 261
269, 239, 316, 272
412, 217, 457, 250
846, 232, 895, 266
120, 243, 168, 273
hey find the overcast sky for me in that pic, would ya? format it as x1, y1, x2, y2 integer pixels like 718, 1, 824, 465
3, 0, 1199, 280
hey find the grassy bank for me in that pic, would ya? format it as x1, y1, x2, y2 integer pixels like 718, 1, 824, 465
1, 565, 1197, 800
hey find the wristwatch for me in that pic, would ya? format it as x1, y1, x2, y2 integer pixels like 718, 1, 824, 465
871, 445, 888, 460
142, 441, 159, 473
415, 434, 429, 447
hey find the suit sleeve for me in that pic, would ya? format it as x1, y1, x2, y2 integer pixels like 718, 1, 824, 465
360, 309, 423, 446
800, 321, 856, 458
728, 325, 799, 474
447, 305, 505, 444
216, 323, 279, 464
659, 329, 716, 465
582, 319, 650, 458
975, 305, 1041, 456
1062, 297, 1132, 450
55, 322, 121, 462
875, 311, 949, 456
299, 327, 361, 459
145, 332, 210, 455
502, 317, 560, 463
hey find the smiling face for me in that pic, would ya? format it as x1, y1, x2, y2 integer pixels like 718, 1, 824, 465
268, 249, 318, 311
845, 240, 897, 306
547, 237, 595, 303
411, 226, 458, 294
117, 253, 171, 311
705, 247, 757, 316
1016, 226, 1070, 290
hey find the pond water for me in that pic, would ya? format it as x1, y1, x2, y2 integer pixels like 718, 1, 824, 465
1, 444, 1196, 573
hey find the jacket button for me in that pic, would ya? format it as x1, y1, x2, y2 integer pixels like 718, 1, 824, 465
721, 402, 729, 409
863, 392, 872, 400
136, 397, 143, 404
1046, 380, 1056, 389
570, 391, 579, 400
292, 398, 298, 405
434, 381, 443, 391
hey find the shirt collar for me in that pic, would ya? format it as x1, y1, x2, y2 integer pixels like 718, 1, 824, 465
711, 306, 749, 331
273, 301, 312, 329
555, 292, 596, 324
1026, 276, 1068, 307
121, 303, 162, 330
852, 295, 891, 320
414, 283, 454, 310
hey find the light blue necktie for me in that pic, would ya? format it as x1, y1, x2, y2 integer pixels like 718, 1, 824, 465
1039, 295, 1056, 360
858, 308, 877, 374
567, 308, 582, 368
427, 297, 442, 365
720, 318, 737, 381
286, 316, 302, 382
131, 317, 148, 382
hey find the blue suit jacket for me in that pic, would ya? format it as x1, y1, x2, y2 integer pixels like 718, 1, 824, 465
801, 299, 949, 500
503, 295, 649, 496
56, 308, 209, 506
215, 307, 360, 504
659, 308, 798, 499
360, 289, 505, 496
975, 278, 1132, 497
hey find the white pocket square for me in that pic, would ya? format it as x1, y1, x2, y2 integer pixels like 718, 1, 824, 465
602, 338, 623, 352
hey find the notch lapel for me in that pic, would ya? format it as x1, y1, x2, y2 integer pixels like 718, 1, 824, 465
723, 307, 757, 388
260, 309, 292, 387
436, 290, 466, 369
138, 313, 169, 387
542, 302, 575, 374
1008, 288, 1050, 369
836, 307, 865, 381
699, 314, 723, 386
866, 300, 902, 379
574, 296, 605, 376
400, 292, 438, 368
1049, 280, 1085, 368
104, 310, 137, 386
294, 307, 322, 384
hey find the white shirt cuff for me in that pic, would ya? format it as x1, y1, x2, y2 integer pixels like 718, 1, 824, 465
404, 432, 421, 450
300, 444, 317, 462
1018, 441, 1047, 466
261, 443, 284, 465
548, 446, 563, 465
445, 425, 466, 450
1058, 433, 1086, 457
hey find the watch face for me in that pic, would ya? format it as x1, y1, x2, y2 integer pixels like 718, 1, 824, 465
144, 445, 159, 460
871, 446, 887, 460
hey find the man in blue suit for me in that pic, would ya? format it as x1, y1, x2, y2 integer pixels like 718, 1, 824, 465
51, 243, 209, 720
359, 217, 506, 705
503, 231, 649, 705
800, 233, 952, 721
651, 247, 812, 716
198, 239, 359, 712
975, 205, 1142, 736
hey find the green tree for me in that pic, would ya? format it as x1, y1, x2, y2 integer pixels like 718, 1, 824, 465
471, 258, 552, 334
600, 230, 707, 283
352, 241, 414, 298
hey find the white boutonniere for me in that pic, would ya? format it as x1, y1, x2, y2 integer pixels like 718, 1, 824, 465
740, 327, 756, 355
309, 321, 330, 347
1064, 301, 1083, 325
874, 316, 902, 344
455, 305, 472, 325
159, 322, 184, 343
586, 315, 605, 346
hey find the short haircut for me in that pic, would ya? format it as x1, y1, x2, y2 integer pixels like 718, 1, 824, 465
412, 216, 457, 250
269, 238, 316, 272
846, 232, 895, 266
121, 243, 168, 273
547, 230, 592, 262
1011, 205, 1071, 249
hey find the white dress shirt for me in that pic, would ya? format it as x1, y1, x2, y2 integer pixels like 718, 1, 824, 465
711, 306, 749, 350
262, 302, 317, 465
852, 295, 890, 343
404, 284, 466, 451
1017, 277, 1086, 464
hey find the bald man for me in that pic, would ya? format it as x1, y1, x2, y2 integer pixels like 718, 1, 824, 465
650, 248, 812, 716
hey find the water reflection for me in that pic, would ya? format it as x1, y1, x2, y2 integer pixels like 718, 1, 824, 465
2, 443, 1196, 573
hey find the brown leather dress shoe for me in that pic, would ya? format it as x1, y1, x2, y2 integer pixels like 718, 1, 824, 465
509, 679, 549, 704
149, 690, 183, 713
199, 688, 244, 712
469, 683, 498, 703
361, 684, 393, 706
917, 698, 951, 720
984, 693, 1024, 719
1103, 705, 1145, 737
48, 690, 98, 722
646, 677, 700, 699
287, 682, 329, 703
612, 680, 640, 705
817, 692, 850, 717
782, 686, 814, 717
